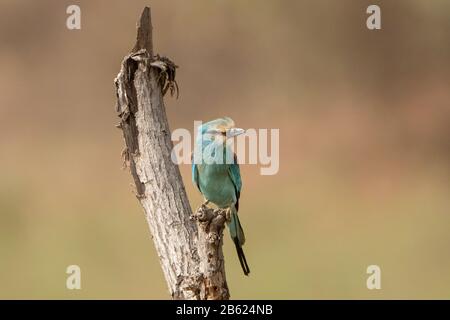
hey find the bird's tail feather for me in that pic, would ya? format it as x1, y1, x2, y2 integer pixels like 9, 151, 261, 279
233, 237, 250, 276
229, 210, 245, 245
229, 210, 250, 276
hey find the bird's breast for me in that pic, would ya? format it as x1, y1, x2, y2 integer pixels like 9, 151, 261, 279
197, 164, 236, 208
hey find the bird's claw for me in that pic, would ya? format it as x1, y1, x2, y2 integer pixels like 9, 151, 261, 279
225, 208, 232, 222
198, 200, 210, 211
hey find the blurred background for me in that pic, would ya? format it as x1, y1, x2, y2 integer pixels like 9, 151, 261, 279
0, 0, 449, 299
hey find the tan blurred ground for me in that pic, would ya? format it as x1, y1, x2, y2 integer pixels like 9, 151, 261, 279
0, 0, 449, 299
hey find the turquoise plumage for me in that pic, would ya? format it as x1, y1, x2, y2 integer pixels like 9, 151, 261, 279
192, 117, 250, 275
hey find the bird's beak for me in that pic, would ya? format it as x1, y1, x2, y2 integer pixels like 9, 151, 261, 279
227, 128, 245, 138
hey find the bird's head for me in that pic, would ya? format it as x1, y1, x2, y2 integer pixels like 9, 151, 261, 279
198, 117, 245, 144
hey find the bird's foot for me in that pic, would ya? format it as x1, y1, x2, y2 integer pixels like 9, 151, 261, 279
225, 208, 232, 222
211, 208, 228, 221
197, 200, 209, 211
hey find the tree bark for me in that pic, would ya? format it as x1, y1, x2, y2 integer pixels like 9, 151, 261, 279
114, 7, 229, 300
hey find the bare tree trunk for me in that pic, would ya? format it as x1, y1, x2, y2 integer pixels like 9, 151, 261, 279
114, 7, 229, 300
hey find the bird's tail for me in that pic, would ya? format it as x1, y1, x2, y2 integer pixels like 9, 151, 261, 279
229, 208, 250, 276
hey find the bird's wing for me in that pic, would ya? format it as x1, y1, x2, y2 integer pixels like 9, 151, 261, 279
191, 153, 201, 192
228, 153, 242, 211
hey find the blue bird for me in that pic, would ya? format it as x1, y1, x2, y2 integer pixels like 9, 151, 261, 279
192, 117, 250, 276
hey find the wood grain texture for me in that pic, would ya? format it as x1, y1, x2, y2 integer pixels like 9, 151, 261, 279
114, 7, 229, 300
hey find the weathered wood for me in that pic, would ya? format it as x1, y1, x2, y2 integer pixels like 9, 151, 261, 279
114, 7, 229, 300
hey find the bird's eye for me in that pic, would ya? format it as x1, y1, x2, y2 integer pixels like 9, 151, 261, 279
205, 129, 225, 135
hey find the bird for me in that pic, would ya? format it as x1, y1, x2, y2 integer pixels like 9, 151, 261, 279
192, 117, 250, 276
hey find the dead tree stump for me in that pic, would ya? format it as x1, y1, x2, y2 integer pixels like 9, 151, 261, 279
114, 7, 229, 300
